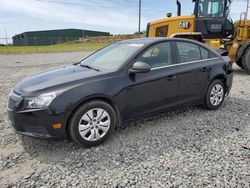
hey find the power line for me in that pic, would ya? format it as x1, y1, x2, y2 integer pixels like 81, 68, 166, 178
36, 0, 168, 13
78, 0, 138, 6
37, 0, 128, 9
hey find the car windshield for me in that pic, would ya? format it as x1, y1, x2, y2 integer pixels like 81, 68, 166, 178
80, 43, 144, 72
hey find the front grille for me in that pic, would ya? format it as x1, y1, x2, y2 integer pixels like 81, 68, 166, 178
8, 99, 17, 109
13, 90, 21, 96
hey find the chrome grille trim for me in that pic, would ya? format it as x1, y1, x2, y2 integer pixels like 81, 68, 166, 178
7, 90, 22, 111
13, 90, 22, 96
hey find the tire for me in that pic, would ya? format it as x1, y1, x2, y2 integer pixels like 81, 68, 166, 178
204, 80, 226, 110
69, 100, 116, 147
242, 47, 250, 74
236, 59, 244, 69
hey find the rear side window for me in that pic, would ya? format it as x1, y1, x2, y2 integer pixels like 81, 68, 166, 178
176, 42, 201, 63
176, 42, 212, 63
200, 47, 210, 59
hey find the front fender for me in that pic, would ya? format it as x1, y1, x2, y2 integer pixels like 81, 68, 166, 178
49, 75, 126, 129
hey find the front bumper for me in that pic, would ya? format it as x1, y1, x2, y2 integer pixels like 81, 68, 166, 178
7, 119, 59, 140
7, 94, 67, 140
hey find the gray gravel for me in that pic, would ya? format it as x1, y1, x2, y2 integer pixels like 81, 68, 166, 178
0, 52, 249, 187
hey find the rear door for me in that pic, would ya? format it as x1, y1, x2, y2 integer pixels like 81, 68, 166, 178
175, 41, 215, 104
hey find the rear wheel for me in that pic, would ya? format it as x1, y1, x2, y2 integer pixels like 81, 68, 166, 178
242, 47, 250, 74
69, 100, 116, 146
204, 80, 226, 110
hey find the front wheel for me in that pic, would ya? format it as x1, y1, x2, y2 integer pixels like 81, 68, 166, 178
69, 100, 116, 147
204, 80, 226, 110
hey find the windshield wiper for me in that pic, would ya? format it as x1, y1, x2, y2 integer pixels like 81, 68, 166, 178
80, 64, 99, 72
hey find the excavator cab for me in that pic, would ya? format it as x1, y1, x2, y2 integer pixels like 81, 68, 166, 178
193, 0, 234, 39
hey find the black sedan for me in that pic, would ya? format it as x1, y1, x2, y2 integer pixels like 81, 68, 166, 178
7, 38, 233, 146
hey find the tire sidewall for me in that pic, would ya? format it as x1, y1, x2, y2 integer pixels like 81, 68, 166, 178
205, 80, 226, 110
236, 60, 244, 69
245, 49, 250, 74
243, 48, 250, 73
69, 101, 116, 147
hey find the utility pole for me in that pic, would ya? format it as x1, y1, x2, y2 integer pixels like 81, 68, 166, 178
246, 0, 249, 19
34, 36, 38, 53
60, 36, 63, 51
4, 27, 9, 54
138, 0, 141, 37
82, 27, 85, 51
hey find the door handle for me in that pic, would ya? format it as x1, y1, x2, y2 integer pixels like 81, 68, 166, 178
166, 75, 177, 81
201, 67, 209, 72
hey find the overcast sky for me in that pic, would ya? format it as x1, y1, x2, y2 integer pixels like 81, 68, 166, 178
0, 0, 249, 41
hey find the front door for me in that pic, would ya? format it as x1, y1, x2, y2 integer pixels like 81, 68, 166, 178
125, 42, 178, 119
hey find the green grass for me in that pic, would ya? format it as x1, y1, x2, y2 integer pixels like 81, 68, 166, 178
0, 42, 110, 54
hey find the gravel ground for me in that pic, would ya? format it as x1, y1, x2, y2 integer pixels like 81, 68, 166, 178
0, 52, 249, 187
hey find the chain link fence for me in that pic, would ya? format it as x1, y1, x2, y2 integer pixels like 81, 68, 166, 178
0, 37, 109, 54
0, 35, 141, 54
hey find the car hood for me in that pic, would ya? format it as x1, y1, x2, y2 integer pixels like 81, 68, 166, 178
15, 65, 103, 95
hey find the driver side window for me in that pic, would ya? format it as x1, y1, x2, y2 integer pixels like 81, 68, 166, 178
136, 42, 172, 69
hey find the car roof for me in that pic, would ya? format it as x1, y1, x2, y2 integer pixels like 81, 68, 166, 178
117, 37, 205, 46
117, 37, 220, 57
117, 37, 166, 44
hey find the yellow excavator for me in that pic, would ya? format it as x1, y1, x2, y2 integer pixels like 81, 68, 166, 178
146, 0, 250, 73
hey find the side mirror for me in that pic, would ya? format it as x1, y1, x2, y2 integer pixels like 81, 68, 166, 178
129, 62, 151, 74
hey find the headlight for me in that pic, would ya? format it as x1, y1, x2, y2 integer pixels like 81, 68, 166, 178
23, 92, 57, 109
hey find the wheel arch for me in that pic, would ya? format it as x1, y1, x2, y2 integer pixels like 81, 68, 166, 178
210, 74, 228, 93
211, 74, 226, 81
65, 95, 122, 133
